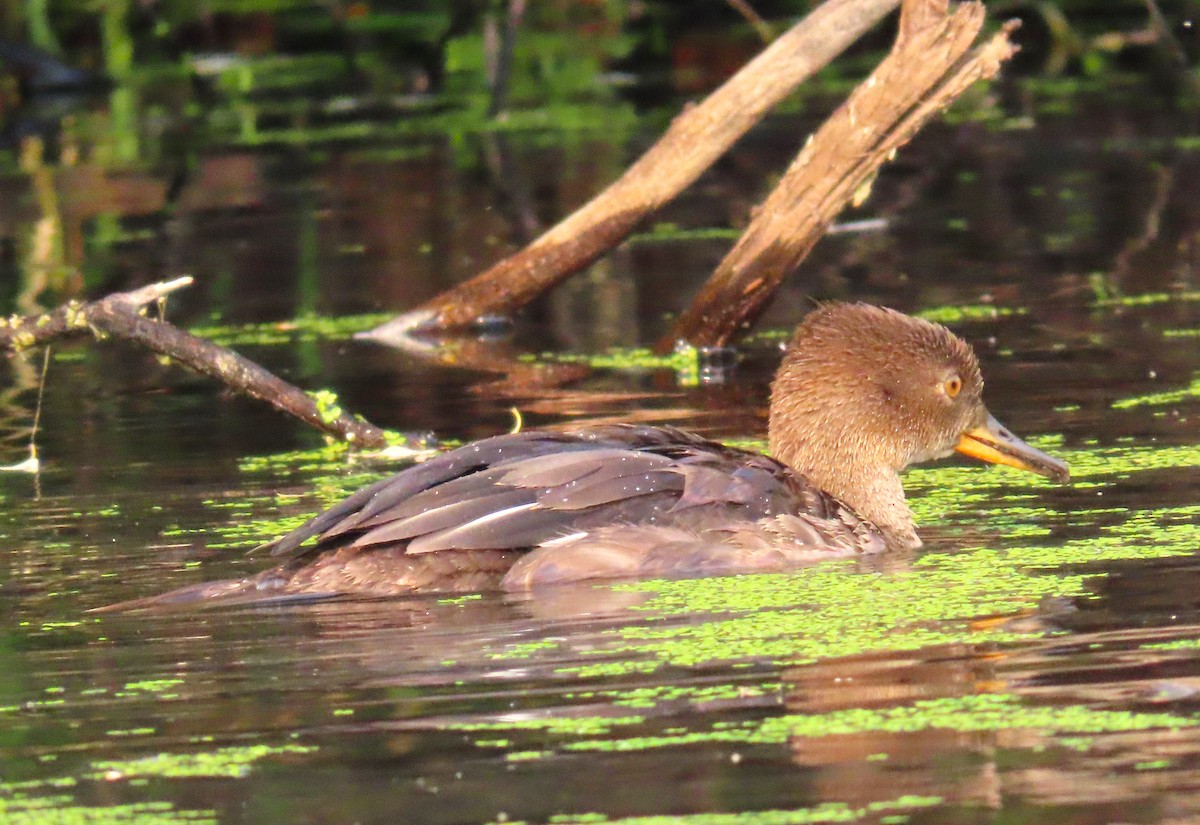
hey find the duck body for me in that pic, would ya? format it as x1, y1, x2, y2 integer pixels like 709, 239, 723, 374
134, 424, 885, 608
287, 424, 884, 592
113, 304, 1069, 609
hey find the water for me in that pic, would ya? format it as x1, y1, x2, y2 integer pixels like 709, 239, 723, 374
4, 68, 1200, 824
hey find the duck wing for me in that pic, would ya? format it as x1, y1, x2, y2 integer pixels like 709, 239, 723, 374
264, 424, 813, 563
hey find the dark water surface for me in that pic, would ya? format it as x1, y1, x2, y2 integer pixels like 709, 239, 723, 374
4, 77, 1200, 825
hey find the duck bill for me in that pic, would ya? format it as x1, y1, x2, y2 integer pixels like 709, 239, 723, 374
955, 413, 1070, 483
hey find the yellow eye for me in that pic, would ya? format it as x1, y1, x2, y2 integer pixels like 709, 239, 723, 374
944, 376, 962, 398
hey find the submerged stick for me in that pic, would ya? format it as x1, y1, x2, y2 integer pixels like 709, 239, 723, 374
0, 279, 391, 448
365, 0, 901, 342
665, 0, 1018, 348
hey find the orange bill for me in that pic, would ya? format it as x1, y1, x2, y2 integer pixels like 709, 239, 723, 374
955, 413, 1070, 483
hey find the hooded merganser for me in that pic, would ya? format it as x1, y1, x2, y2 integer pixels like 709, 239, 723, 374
114, 304, 1069, 608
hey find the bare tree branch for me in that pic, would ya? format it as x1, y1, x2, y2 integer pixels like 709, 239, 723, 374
0, 279, 392, 448
364, 0, 901, 342
665, 1, 1018, 348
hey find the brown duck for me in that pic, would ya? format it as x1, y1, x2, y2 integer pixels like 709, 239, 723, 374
119, 304, 1069, 608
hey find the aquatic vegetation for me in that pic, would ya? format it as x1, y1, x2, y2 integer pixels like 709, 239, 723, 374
531, 549, 1076, 679
626, 225, 742, 245
1143, 639, 1200, 651
523, 345, 700, 379
438, 593, 484, 605
450, 715, 646, 739
569, 682, 781, 710
90, 744, 317, 780
188, 314, 392, 347
535, 520, 1194, 681
551, 694, 1197, 755
915, 304, 1025, 324
451, 685, 1196, 762
1044, 440, 1200, 477
117, 680, 184, 698
235, 438, 438, 477
489, 795, 944, 825
310, 389, 345, 426
1135, 759, 1173, 770
1112, 376, 1200, 410
1090, 290, 1200, 309
0, 794, 216, 825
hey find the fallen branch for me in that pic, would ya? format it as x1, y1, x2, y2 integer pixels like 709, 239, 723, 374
364, 0, 901, 342
0, 277, 194, 350
0, 279, 391, 449
665, 0, 1018, 348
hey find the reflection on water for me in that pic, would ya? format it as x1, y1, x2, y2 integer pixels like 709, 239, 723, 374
3, 57, 1200, 825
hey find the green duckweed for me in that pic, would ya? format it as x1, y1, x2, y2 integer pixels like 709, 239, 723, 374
90, 744, 317, 780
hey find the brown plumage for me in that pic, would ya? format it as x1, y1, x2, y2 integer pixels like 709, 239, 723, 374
104, 303, 1069, 610
769, 303, 986, 548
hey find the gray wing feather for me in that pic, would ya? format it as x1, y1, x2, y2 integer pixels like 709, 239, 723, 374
407, 504, 567, 554
335, 468, 514, 535
349, 488, 536, 547
535, 469, 683, 511
497, 448, 671, 486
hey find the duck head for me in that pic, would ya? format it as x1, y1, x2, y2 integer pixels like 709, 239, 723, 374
768, 303, 1069, 549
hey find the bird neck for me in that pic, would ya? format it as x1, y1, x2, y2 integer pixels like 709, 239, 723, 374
828, 465, 920, 550
770, 434, 921, 551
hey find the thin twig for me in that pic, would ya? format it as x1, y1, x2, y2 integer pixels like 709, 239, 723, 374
725, 0, 775, 43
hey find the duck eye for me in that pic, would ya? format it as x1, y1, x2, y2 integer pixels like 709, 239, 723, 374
944, 376, 962, 398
